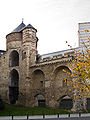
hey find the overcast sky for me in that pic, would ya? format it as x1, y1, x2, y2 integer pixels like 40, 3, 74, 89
0, 0, 90, 54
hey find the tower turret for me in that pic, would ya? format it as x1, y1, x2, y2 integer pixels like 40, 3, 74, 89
22, 24, 38, 66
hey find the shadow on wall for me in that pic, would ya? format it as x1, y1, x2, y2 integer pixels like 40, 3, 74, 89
0, 96, 5, 110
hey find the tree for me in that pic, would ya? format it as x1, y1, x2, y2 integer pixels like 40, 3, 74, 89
65, 38, 90, 113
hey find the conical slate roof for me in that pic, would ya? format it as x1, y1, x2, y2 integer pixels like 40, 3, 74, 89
12, 22, 26, 33
6, 22, 37, 37
23, 24, 37, 32
26, 24, 35, 29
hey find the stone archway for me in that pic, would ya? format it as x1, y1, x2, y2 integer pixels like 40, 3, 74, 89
50, 65, 73, 108
32, 69, 45, 89
34, 94, 46, 107
9, 50, 19, 67
59, 95, 73, 108
54, 66, 72, 88
9, 69, 19, 104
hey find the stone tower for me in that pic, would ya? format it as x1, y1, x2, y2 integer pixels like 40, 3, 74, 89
5, 22, 37, 105
21, 23, 38, 77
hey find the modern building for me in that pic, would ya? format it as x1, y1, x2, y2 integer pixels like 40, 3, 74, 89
78, 22, 90, 47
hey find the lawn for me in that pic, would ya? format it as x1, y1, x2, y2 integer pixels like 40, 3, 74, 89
0, 104, 70, 116
0, 104, 90, 116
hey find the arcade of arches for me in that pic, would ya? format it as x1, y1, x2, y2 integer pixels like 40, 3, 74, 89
7, 49, 74, 108
30, 66, 73, 108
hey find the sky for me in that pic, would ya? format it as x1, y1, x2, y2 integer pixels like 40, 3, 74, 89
0, 0, 90, 55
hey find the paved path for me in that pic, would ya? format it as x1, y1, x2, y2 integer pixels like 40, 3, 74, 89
0, 114, 90, 120
11, 117, 90, 120
29, 117, 90, 120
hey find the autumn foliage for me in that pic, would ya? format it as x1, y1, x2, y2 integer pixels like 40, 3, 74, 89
65, 38, 90, 101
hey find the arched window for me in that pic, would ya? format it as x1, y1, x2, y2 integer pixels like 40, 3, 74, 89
8, 69, 19, 104
9, 50, 19, 67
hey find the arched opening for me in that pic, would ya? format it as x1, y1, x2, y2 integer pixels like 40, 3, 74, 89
54, 66, 72, 88
9, 69, 19, 104
59, 95, 73, 108
34, 94, 46, 107
9, 50, 19, 67
32, 70, 45, 89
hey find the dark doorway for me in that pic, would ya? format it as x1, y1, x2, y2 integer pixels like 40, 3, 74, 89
38, 100, 46, 107
35, 94, 45, 107
59, 97, 73, 109
9, 69, 19, 104
87, 98, 90, 109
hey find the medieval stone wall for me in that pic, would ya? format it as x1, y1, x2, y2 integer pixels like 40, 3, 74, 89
0, 53, 9, 103
0, 22, 89, 109
23, 56, 74, 108
0, 48, 74, 108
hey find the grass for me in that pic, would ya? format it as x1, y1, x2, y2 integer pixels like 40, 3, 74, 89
88, 109, 90, 113
0, 104, 90, 116
0, 104, 70, 116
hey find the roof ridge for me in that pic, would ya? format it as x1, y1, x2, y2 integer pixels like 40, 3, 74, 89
21, 23, 37, 32
12, 22, 26, 33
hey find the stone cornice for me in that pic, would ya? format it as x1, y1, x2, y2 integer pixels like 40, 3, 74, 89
30, 57, 72, 68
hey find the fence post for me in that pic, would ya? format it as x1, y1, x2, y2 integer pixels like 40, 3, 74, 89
27, 114, 29, 119
12, 115, 13, 120
79, 113, 81, 117
43, 113, 45, 119
68, 113, 70, 117
57, 113, 59, 118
